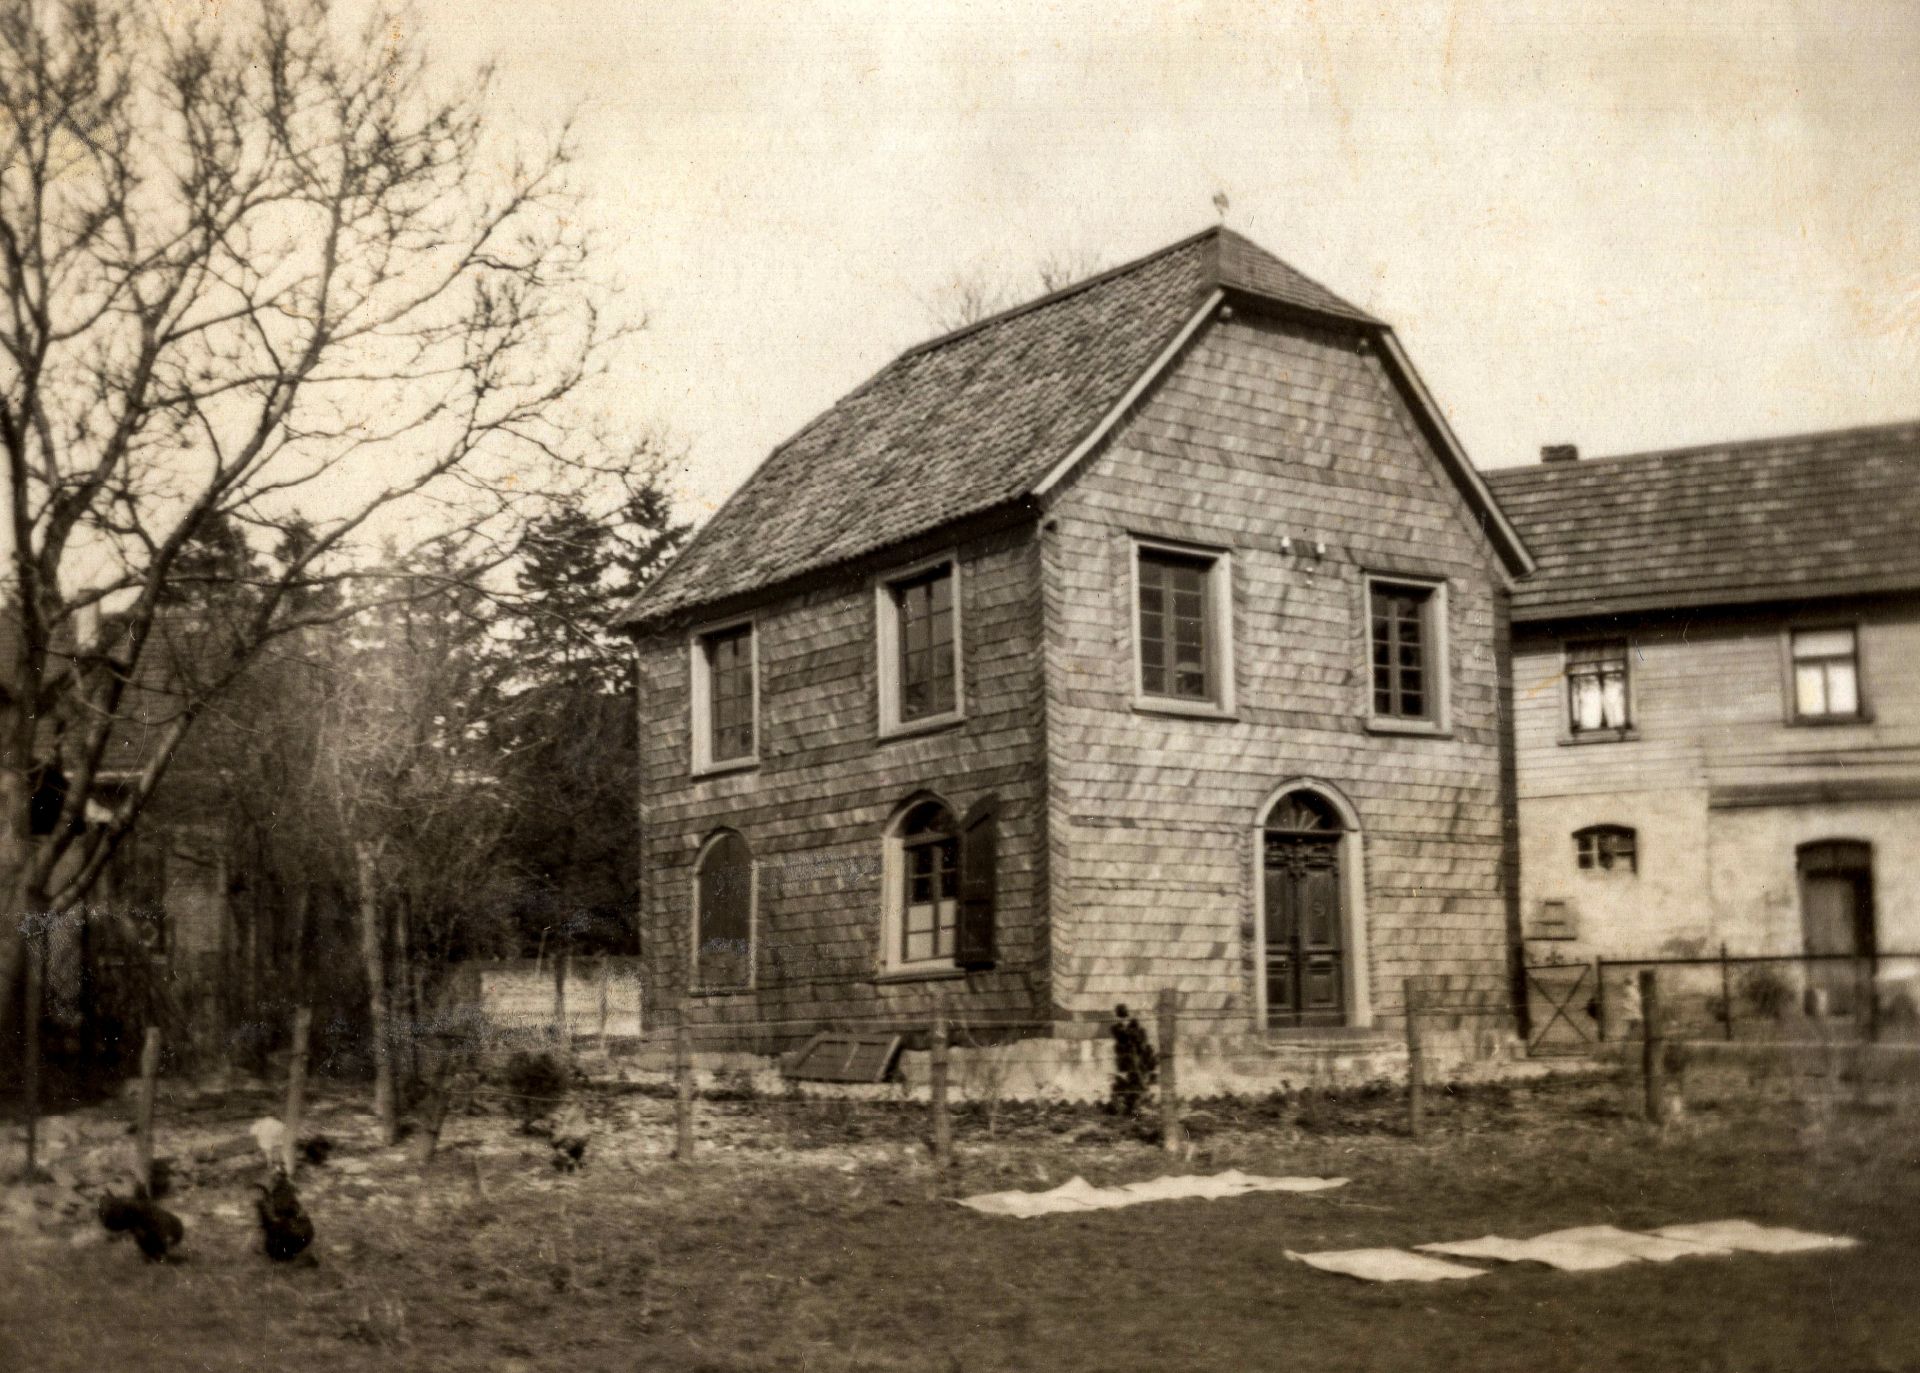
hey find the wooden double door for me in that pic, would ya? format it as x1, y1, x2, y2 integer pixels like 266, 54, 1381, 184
1264, 832, 1345, 1027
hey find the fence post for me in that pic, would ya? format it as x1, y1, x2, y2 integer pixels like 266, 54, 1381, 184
1158, 987, 1184, 1155
1865, 952, 1880, 1044
1405, 979, 1426, 1139
673, 1008, 695, 1162
552, 948, 569, 1051
282, 1007, 312, 1177
135, 1026, 162, 1192
1595, 959, 1609, 1043
22, 924, 44, 1179
597, 959, 612, 1057
1719, 943, 1734, 1042
929, 1002, 952, 1170
1640, 970, 1665, 1125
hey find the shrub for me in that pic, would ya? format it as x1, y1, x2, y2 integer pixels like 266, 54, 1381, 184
501, 1050, 570, 1132
1740, 966, 1796, 1021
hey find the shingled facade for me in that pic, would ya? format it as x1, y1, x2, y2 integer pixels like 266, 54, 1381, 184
618, 227, 1534, 1057
1487, 424, 1920, 985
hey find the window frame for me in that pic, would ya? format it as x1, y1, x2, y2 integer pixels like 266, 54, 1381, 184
689, 829, 757, 993
1562, 637, 1636, 742
875, 554, 965, 740
1573, 824, 1638, 875
1783, 623, 1869, 725
1130, 535, 1236, 719
1362, 572, 1450, 735
879, 796, 968, 980
688, 615, 760, 776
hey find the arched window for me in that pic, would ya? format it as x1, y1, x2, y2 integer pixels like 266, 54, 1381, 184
896, 800, 958, 966
693, 830, 753, 989
1574, 825, 1636, 874
880, 794, 999, 973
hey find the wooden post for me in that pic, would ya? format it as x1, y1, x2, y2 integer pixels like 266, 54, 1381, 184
929, 1004, 952, 1170
22, 923, 44, 1178
1640, 970, 1665, 1125
597, 959, 611, 1057
134, 1026, 162, 1192
1158, 987, 1184, 1155
672, 1009, 695, 1162
1595, 959, 1610, 1043
552, 947, 569, 1051
1867, 951, 1881, 1043
282, 1007, 312, 1177
1405, 979, 1426, 1139
1720, 943, 1735, 1042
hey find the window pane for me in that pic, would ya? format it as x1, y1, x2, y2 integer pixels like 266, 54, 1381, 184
705, 626, 753, 760
1600, 669, 1629, 728
1795, 663, 1827, 716
1826, 662, 1859, 715
1370, 584, 1432, 719
895, 566, 956, 722
1793, 628, 1855, 660
1138, 549, 1214, 701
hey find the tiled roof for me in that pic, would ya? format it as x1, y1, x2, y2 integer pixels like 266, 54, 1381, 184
1485, 420, 1920, 622
617, 227, 1380, 627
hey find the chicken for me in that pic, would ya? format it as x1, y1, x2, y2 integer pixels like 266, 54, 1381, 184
97, 1184, 184, 1262
253, 1171, 315, 1263
249, 1117, 289, 1169
543, 1103, 591, 1173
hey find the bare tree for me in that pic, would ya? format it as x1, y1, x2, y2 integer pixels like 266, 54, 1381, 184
0, 1, 628, 1037
919, 247, 1108, 332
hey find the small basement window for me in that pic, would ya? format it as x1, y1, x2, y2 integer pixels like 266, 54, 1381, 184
1574, 825, 1637, 874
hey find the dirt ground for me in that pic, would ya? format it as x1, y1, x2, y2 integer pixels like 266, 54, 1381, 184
3, 1066, 1918, 1373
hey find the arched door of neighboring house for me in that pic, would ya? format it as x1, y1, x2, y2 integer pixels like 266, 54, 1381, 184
1263, 791, 1346, 1027
1798, 840, 1874, 1015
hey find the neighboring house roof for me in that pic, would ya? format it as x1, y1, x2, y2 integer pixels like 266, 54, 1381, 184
617, 225, 1529, 628
1486, 420, 1920, 623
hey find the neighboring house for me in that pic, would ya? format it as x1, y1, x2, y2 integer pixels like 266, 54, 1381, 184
1486, 423, 1920, 992
617, 226, 1534, 1063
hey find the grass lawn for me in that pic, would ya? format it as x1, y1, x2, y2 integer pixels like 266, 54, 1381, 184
3, 1072, 1918, 1372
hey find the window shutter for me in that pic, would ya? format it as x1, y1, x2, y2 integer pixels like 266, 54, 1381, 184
956, 798, 998, 970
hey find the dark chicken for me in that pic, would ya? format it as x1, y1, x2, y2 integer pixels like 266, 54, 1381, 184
97, 1185, 184, 1261
254, 1172, 316, 1262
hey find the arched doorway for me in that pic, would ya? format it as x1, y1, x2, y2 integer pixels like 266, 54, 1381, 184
1261, 788, 1351, 1028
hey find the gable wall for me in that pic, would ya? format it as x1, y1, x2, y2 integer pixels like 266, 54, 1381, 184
1041, 310, 1515, 1028
634, 524, 1050, 1043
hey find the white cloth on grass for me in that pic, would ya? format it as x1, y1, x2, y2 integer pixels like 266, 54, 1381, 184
1417, 1234, 1642, 1272
958, 1170, 1347, 1218
1651, 1220, 1858, 1254
1287, 1248, 1486, 1283
1533, 1225, 1731, 1262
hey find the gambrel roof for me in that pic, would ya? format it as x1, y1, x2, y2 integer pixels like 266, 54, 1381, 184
1486, 420, 1920, 624
618, 226, 1529, 629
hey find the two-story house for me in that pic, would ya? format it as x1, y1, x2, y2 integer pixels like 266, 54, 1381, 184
616, 227, 1535, 1068
1486, 424, 1920, 1006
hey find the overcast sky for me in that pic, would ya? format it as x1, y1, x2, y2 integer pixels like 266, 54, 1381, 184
421, 0, 1920, 520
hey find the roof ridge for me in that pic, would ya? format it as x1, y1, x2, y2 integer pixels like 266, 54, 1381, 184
1489, 416, 1920, 478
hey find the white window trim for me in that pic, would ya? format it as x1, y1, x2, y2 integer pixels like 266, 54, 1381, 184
875, 554, 965, 740
688, 615, 760, 777
1130, 535, 1236, 718
689, 830, 757, 993
1362, 572, 1451, 736
878, 795, 963, 977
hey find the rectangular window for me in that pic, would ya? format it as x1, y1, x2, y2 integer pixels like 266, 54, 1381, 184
1790, 627, 1861, 720
704, 625, 755, 761
1137, 547, 1218, 703
1567, 640, 1631, 734
1575, 826, 1637, 873
1370, 582, 1433, 720
690, 619, 757, 774
894, 566, 956, 722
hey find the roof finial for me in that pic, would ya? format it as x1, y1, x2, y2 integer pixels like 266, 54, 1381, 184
1211, 190, 1230, 223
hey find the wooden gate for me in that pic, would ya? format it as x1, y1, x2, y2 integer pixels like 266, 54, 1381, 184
1525, 962, 1598, 1056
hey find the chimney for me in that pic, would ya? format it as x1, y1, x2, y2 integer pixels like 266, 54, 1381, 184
1541, 444, 1579, 464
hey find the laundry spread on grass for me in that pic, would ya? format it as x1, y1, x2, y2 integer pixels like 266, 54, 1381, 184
1292, 1221, 1858, 1283
958, 1170, 1348, 1218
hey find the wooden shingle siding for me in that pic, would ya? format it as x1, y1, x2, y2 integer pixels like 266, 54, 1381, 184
1041, 310, 1513, 1026
637, 525, 1050, 1040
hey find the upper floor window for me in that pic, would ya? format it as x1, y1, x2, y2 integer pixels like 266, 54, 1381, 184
690, 620, 757, 774
1790, 627, 1862, 721
877, 559, 963, 737
1366, 575, 1448, 731
1133, 540, 1234, 715
1575, 824, 1637, 874
1567, 639, 1631, 735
